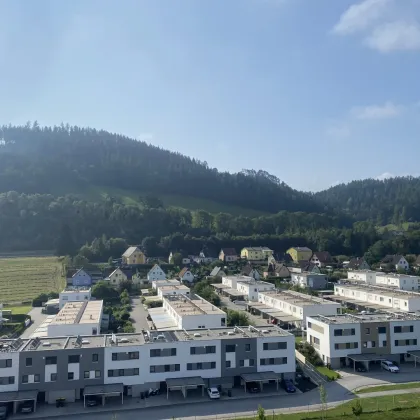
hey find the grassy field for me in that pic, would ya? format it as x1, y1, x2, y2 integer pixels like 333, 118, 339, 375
316, 366, 340, 380
0, 257, 65, 304
3, 305, 32, 314
236, 393, 420, 419
357, 382, 420, 394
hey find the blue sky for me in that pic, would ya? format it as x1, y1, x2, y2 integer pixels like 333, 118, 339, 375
0, 0, 419, 191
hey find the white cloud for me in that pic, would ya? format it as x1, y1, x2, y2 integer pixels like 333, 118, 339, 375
351, 101, 403, 120
325, 123, 351, 139
365, 21, 420, 52
332, 0, 390, 35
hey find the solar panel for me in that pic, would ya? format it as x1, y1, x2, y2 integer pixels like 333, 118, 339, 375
10, 338, 23, 350
75, 335, 83, 347
30, 337, 41, 349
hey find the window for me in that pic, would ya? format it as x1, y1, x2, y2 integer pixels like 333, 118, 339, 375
205, 346, 216, 354
95, 370, 101, 378
108, 370, 114, 377
394, 340, 399, 347
190, 347, 196, 355
26, 358, 32, 367
365, 328, 370, 335
84, 371, 90, 379
34, 374, 40, 383
171, 348, 177, 356
45, 356, 57, 365
225, 345, 235, 352
150, 366, 155, 373
134, 368, 139, 375
334, 329, 342, 336
351, 328, 356, 335
226, 361, 231, 368
50, 373, 57, 382
68, 355, 80, 364
308, 321, 312, 329
406, 339, 410, 346
245, 344, 251, 352
112, 353, 118, 361
197, 363, 202, 370
334, 344, 339, 350
22, 375, 28, 384
382, 341, 387, 347
249, 359, 255, 366
378, 327, 386, 334
239, 360, 244, 367
371, 341, 376, 348
68, 372, 74, 380
394, 326, 402, 333
5, 359, 12, 368
92, 354, 99, 362
187, 364, 192, 371
118, 369, 124, 376
129, 352, 139, 360
410, 326, 414, 332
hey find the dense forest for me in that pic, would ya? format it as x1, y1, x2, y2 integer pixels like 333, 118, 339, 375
2, 123, 420, 260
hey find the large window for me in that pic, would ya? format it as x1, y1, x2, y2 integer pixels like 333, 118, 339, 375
68, 355, 80, 364
45, 356, 57, 365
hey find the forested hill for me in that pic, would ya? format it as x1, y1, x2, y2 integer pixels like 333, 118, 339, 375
0, 124, 323, 215
315, 177, 420, 224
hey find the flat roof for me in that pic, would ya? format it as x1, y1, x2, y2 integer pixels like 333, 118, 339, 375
0, 390, 38, 403
241, 371, 282, 382
237, 280, 275, 288
148, 307, 178, 330
153, 279, 181, 286
348, 270, 420, 280
259, 290, 340, 307
247, 303, 300, 322
159, 285, 190, 292
336, 283, 420, 300
222, 275, 253, 282
61, 286, 91, 293
50, 301, 103, 326
164, 294, 226, 316
211, 284, 230, 289
166, 376, 205, 388
309, 312, 420, 325
84, 383, 123, 396
347, 354, 388, 362
224, 288, 246, 297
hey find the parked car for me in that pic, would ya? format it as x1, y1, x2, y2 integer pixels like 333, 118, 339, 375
0, 405, 8, 420
283, 379, 296, 393
233, 300, 246, 306
86, 396, 99, 407
19, 401, 33, 414
207, 387, 220, 399
246, 382, 260, 393
381, 360, 399, 373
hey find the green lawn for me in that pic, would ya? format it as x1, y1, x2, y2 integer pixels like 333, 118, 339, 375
357, 382, 420, 394
0, 257, 65, 304
316, 366, 340, 380
235, 393, 420, 419
295, 336, 304, 343
3, 305, 32, 315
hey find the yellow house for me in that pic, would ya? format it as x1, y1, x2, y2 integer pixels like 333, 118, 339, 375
286, 247, 313, 263
122, 246, 146, 265
107, 268, 129, 287
241, 247, 273, 261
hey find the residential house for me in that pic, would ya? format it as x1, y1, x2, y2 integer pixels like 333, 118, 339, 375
122, 247, 146, 265
414, 255, 420, 271
346, 257, 370, 271
209, 267, 226, 278
286, 247, 313, 263
264, 262, 290, 279
219, 248, 238, 262
241, 264, 261, 280
168, 251, 191, 265
178, 267, 195, 283
70, 269, 92, 287
193, 251, 216, 264
132, 272, 150, 288
107, 268, 132, 287
240, 247, 274, 261
380, 255, 409, 271
288, 262, 320, 274
291, 272, 327, 290
310, 252, 333, 268
147, 264, 166, 281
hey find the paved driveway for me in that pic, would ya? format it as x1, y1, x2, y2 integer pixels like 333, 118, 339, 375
220, 296, 268, 326
130, 297, 150, 332
21, 307, 48, 338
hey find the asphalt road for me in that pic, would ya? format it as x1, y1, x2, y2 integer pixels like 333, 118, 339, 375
130, 297, 150, 332
21, 307, 49, 338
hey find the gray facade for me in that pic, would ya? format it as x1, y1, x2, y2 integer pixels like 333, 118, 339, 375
220, 338, 258, 378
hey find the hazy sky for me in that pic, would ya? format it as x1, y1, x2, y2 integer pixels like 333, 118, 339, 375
1, 0, 419, 191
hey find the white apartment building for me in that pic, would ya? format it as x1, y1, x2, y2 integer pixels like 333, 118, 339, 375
306, 313, 420, 369
236, 280, 275, 302
334, 283, 420, 312
222, 275, 253, 289
147, 265, 166, 281
47, 301, 103, 337
346, 271, 420, 291
291, 272, 327, 290
157, 285, 191, 299
59, 287, 91, 309
152, 279, 181, 290
257, 290, 341, 326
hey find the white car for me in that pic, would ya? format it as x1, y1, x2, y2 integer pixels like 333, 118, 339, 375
207, 387, 220, 399
381, 360, 399, 373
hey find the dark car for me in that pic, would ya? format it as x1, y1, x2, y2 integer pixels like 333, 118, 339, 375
0, 404, 8, 420
86, 397, 99, 407
246, 382, 260, 393
355, 362, 367, 372
283, 379, 296, 393
19, 401, 33, 414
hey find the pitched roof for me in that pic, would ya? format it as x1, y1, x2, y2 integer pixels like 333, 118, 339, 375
220, 248, 237, 256
290, 247, 312, 252
122, 246, 141, 257
72, 268, 91, 278
242, 247, 273, 252
148, 264, 164, 275
381, 255, 404, 265
347, 257, 368, 270
178, 267, 191, 277
210, 267, 224, 277
298, 261, 318, 272
109, 267, 133, 280
312, 251, 332, 263
241, 265, 255, 276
